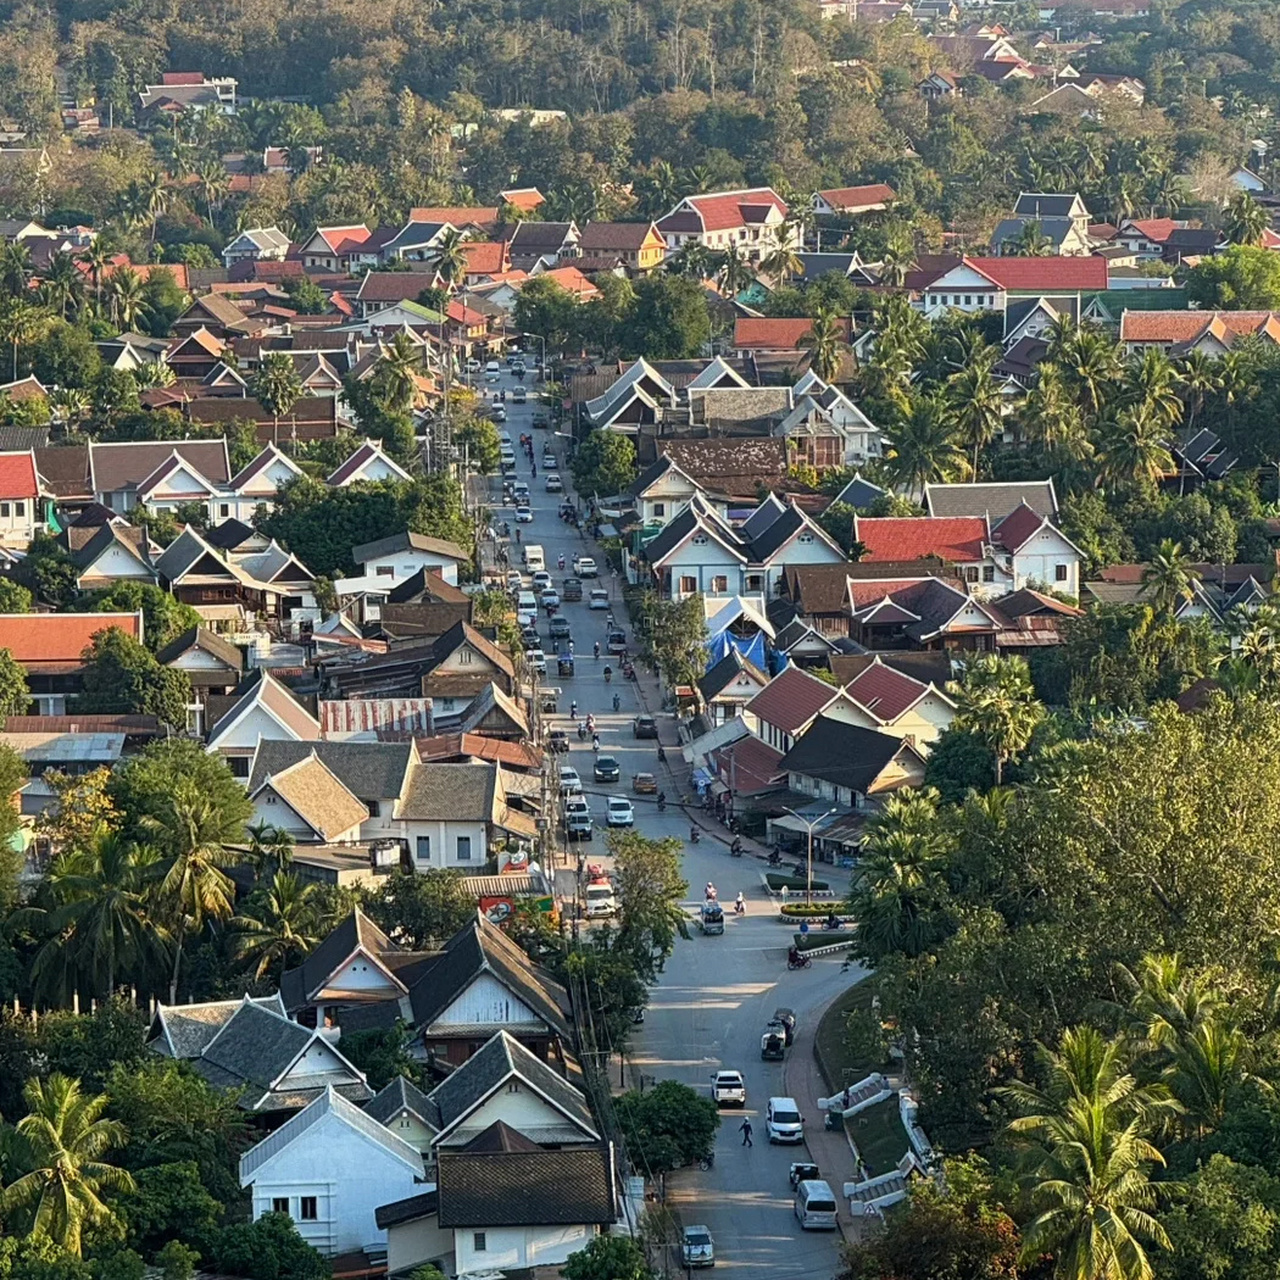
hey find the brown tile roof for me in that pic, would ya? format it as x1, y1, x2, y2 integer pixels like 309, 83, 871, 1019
257, 752, 368, 840
578, 221, 660, 251
414, 733, 542, 769
743, 665, 836, 733
733, 317, 850, 350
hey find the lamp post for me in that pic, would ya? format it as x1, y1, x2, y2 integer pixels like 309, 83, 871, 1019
780, 805, 838, 906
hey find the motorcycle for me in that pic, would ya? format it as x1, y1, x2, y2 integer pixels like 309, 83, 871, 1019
603, 667, 613, 684
767, 850, 782, 867
657, 744, 666, 763
657, 794, 667, 812
577, 723, 587, 741
697, 1151, 716, 1171
787, 951, 813, 971
822, 917, 844, 932
730, 838, 743, 858
734, 897, 745, 915
690, 826, 701, 844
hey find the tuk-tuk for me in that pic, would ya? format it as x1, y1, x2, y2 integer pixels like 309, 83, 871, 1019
761, 1026, 786, 1060
557, 654, 575, 678
789, 1162, 820, 1190
772, 1008, 797, 1046
541, 687, 561, 714
699, 901, 724, 935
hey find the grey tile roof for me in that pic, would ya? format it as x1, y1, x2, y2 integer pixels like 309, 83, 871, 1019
436, 1138, 616, 1227
248, 739, 413, 803
777, 716, 918, 794
426, 1029, 596, 1139
279, 908, 406, 1012
408, 915, 572, 1041
697, 648, 766, 702
375, 1190, 439, 1230
364, 1074, 438, 1131
351, 530, 469, 565
397, 760, 499, 823
155, 626, 244, 674
924, 480, 1058, 521
149, 993, 286, 1058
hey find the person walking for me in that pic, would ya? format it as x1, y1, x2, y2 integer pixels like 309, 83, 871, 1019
739, 1117, 754, 1147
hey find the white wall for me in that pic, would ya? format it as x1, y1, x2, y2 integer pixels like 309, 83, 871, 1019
454, 1223, 594, 1272
1012, 528, 1080, 597
246, 1112, 423, 1256
659, 539, 743, 601
436, 1080, 586, 1147
432, 972, 541, 1029
361, 549, 461, 586
79, 539, 153, 583
391, 818, 488, 869
387, 1216, 453, 1275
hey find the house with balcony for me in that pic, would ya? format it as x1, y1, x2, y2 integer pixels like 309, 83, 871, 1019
656, 187, 796, 260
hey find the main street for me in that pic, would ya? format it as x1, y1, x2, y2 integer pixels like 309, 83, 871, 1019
483, 359, 858, 1279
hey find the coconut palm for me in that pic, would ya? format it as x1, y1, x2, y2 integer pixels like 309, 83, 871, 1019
25, 834, 168, 1003
252, 350, 303, 441
428, 226, 469, 291
1012, 220, 1054, 256
760, 223, 803, 284
1223, 191, 1269, 246
0, 1074, 136, 1257
39, 250, 83, 320
1124, 348, 1183, 432
146, 787, 244, 1004
0, 296, 47, 381
106, 267, 149, 330
1139, 539, 1199, 615
376, 330, 423, 413
1175, 349, 1221, 436
947, 355, 1004, 480
195, 161, 231, 226
1096, 404, 1173, 491
79, 239, 114, 313
636, 160, 679, 218
949, 654, 1044, 786
1059, 326, 1120, 422
136, 169, 171, 243
716, 244, 751, 299
666, 239, 713, 280
231, 871, 327, 982
679, 164, 713, 197
0, 239, 32, 295
799, 308, 846, 382
1022, 364, 1091, 461
877, 239, 911, 288
883, 392, 967, 493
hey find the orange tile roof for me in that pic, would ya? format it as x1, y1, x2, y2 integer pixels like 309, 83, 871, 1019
0, 611, 142, 671
537, 265, 599, 298
460, 241, 508, 275
680, 187, 788, 232
0, 450, 37, 499
1119, 310, 1280, 344
818, 183, 896, 211
733, 317, 851, 350
855, 516, 987, 562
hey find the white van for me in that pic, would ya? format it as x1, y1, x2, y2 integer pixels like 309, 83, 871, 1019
524, 544, 546, 571
766, 1096, 805, 1143
794, 1179, 839, 1230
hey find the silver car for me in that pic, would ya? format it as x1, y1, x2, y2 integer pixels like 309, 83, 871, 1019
682, 1227, 714, 1268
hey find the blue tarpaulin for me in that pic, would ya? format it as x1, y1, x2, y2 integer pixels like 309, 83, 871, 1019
705, 628, 768, 672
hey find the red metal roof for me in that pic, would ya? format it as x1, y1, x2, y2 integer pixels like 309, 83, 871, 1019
681, 188, 788, 232
954, 255, 1108, 291
855, 517, 987, 563
743, 665, 836, 733
992, 502, 1046, 552
844, 661, 930, 723
0, 450, 37, 500
716, 734, 784, 794
734, 317, 851, 350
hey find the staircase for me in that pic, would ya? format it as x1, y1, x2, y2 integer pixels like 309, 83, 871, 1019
818, 1072, 894, 1118
843, 1153, 920, 1217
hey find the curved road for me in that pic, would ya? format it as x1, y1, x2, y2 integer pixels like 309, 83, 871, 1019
483, 360, 860, 1279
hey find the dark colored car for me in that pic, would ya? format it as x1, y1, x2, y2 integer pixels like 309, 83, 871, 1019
561, 577, 583, 602
633, 715, 658, 739
548, 730, 570, 753
594, 754, 621, 783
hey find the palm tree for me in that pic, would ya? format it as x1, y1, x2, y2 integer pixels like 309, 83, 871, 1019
1060, 326, 1120, 422
375, 330, 423, 413
132, 359, 176, 390
1175, 350, 1221, 436
0, 296, 47, 381
949, 654, 1044, 786
637, 160, 679, 218
1096, 404, 1173, 491
877, 239, 911, 288
0, 239, 32, 296
679, 164, 713, 198
1022, 364, 1091, 461
1124, 348, 1183, 432
49, 387, 90, 432
195, 161, 231, 226
1139, 539, 1199, 615
1223, 191, 1269, 246
146, 788, 244, 1004
106, 267, 149, 330
666, 240, 713, 280
716, 244, 750, 299
760, 223, 803, 284
231, 871, 327, 982
80, 239, 114, 314
883, 392, 967, 494
799, 309, 846, 382
0, 1074, 136, 1257
40, 250, 82, 320
428, 226, 469, 291
252, 350, 304, 442
26, 834, 168, 1003
947, 356, 1004, 479
1012, 220, 1053, 256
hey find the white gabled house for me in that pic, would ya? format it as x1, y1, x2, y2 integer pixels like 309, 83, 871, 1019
217, 444, 304, 522
205, 669, 322, 778
240, 1085, 427, 1257
327, 438, 413, 487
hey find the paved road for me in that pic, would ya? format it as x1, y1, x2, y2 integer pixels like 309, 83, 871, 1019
483, 359, 853, 1279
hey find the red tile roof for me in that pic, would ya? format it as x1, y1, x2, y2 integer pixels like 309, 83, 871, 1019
855, 516, 987, 563
409, 206, 500, 230
161, 71, 205, 85
499, 187, 545, 213
1119, 310, 1280, 344
734, 317, 851, 350
1124, 218, 1179, 242
818, 183, 896, 211
537, 265, 599, 298
460, 241, 508, 275
844, 661, 931, 723
847, 577, 934, 608
0, 451, 38, 500
0, 611, 142, 671
677, 188, 788, 233
992, 502, 1046, 552
716, 734, 783, 794
953, 256, 1108, 291
743, 665, 836, 733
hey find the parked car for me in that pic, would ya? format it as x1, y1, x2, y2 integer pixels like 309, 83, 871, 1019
712, 1070, 746, 1107
548, 730, 570, 753
682, 1227, 715, 1269
594, 754, 620, 783
505, 570, 523, 591
633, 715, 658, 739
520, 626, 540, 648
560, 767, 583, 794
632, 771, 657, 794
573, 556, 599, 577
606, 796, 635, 827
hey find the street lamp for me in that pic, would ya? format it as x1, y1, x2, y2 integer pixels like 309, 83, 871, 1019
780, 806, 839, 906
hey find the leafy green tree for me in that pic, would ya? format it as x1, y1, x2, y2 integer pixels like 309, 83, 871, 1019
84, 581, 202, 654
1223, 192, 1269, 246
1185, 246, 1280, 311
616, 273, 710, 359
513, 276, 578, 353
454, 412, 501, 472
607, 830, 689, 981
138, 269, 189, 338
337, 1022, 419, 1092
571, 429, 636, 497
282, 275, 328, 315
212, 1212, 328, 1280
121, 1162, 221, 1259
0, 1073, 136, 1257
16, 531, 77, 606
28, 320, 101, 390
78, 628, 192, 724
612, 1080, 718, 1173
0, 646, 29, 719
949, 654, 1045, 786
0, 574, 31, 615
155, 1240, 201, 1280
644, 594, 709, 693
800, 308, 846, 382
360, 870, 475, 950
0, 1235, 92, 1280
563, 1235, 653, 1280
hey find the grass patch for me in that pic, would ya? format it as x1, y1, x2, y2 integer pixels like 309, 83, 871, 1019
767, 873, 830, 892
845, 1100, 909, 1178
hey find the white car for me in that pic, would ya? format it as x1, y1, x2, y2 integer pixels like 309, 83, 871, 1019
560, 767, 583, 795
606, 796, 634, 827
517, 590, 538, 613
540, 590, 560, 609
485, 360, 501, 375
574, 556, 598, 577
766, 1096, 805, 1143
506, 568, 523, 589
465, 358, 481, 373
682, 1227, 715, 1269
542, 453, 557, 470
526, 648, 546, 674
712, 1070, 746, 1108
546, 474, 563, 492
498, 431, 513, 447
531, 571, 553, 591
588, 588, 610, 610
515, 505, 533, 522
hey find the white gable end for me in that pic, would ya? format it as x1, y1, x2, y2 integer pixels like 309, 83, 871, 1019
322, 952, 403, 998
146, 461, 216, 498
85, 541, 151, 579
431, 972, 540, 1027
277, 1038, 360, 1087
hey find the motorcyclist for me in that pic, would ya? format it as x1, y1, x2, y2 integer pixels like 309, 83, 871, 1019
613, 693, 621, 711
657, 791, 667, 811
558, 553, 565, 569
657, 744, 666, 762
593, 641, 600, 659
705, 882, 717, 901
731, 836, 743, 855
603, 665, 612, 683
735, 892, 745, 914
690, 824, 700, 843
570, 701, 577, 720
788, 944, 801, 967
826, 911, 839, 930
515, 527, 522, 543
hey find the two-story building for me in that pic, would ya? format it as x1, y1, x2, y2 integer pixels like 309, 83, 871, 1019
656, 187, 797, 260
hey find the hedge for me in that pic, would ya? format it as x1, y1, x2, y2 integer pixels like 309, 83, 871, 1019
767, 873, 830, 892
780, 903, 844, 917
